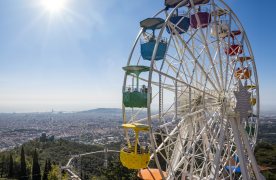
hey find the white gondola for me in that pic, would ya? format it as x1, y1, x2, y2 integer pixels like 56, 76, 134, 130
211, 21, 229, 38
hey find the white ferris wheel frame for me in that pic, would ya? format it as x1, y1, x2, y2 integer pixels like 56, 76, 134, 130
122, 0, 262, 179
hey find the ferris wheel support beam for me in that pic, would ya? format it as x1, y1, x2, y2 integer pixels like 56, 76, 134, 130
229, 115, 250, 180
239, 118, 263, 180
210, 118, 227, 179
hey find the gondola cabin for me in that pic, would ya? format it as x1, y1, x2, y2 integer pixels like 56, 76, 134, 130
245, 124, 255, 136
224, 154, 241, 174
211, 21, 229, 38
211, 8, 228, 17
234, 67, 252, 79
250, 97, 257, 106
246, 85, 256, 90
165, 0, 210, 8
140, 18, 167, 61
120, 123, 150, 169
167, 15, 190, 34
225, 44, 243, 56
230, 30, 241, 38
165, 0, 185, 8
186, 0, 210, 7
141, 38, 167, 61
248, 113, 257, 118
190, 12, 211, 29
238, 56, 252, 63
123, 66, 150, 108
138, 169, 167, 180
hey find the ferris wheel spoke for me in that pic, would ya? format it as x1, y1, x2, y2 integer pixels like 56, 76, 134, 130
223, 12, 233, 90
164, 59, 189, 83
170, 33, 184, 61
177, 35, 213, 87
226, 62, 238, 92
154, 108, 208, 153
189, 5, 222, 91
170, 29, 220, 93
153, 68, 218, 98
210, 2, 226, 90
170, 108, 223, 172
163, 58, 214, 91
162, 109, 218, 151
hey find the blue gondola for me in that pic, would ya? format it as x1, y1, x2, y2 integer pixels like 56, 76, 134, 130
140, 18, 167, 61
224, 166, 241, 174
141, 38, 167, 61
167, 16, 190, 34
224, 154, 241, 174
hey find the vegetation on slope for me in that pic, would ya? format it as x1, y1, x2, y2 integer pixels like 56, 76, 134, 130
0, 138, 275, 179
255, 142, 276, 179
0, 139, 137, 180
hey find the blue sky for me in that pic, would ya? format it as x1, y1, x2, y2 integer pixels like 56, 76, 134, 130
0, 0, 274, 113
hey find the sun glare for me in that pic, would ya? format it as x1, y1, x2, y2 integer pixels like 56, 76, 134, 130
42, 0, 66, 13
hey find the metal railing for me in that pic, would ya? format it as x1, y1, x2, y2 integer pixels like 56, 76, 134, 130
124, 86, 148, 93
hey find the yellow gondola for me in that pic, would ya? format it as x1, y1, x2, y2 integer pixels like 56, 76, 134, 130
120, 123, 150, 169
250, 97, 257, 106
246, 85, 256, 90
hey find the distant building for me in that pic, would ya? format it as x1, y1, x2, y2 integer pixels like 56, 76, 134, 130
40, 132, 47, 142
39, 133, 55, 142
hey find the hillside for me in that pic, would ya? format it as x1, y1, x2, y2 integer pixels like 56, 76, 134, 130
0, 139, 275, 179
0, 139, 137, 180
255, 142, 276, 179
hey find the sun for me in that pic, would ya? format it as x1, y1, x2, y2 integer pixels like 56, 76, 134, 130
42, 0, 66, 13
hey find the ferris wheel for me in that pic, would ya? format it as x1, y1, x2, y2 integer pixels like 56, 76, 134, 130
120, 0, 264, 179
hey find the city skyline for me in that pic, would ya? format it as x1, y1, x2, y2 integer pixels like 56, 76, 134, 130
0, 0, 275, 113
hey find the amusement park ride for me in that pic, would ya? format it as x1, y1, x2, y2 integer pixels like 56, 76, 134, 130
120, 0, 264, 179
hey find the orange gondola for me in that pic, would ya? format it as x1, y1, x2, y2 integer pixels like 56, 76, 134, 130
234, 67, 252, 79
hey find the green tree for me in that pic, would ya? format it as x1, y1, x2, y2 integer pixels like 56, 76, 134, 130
48, 165, 59, 180
20, 146, 28, 180
0, 155, 5, 178
8, 153, 14, 178
32, 149, 41, 180
42, 159, 52, 180
101, 156, 138, 180
47, 159, 52, 172
42, 160, 48, 180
